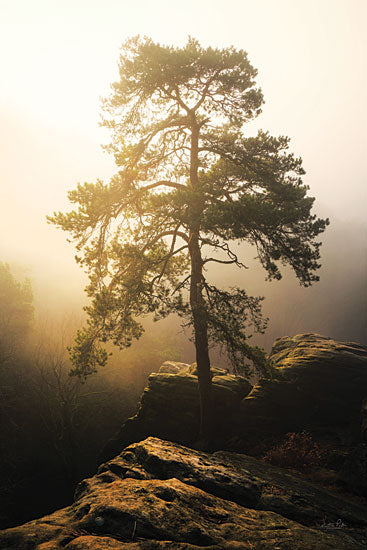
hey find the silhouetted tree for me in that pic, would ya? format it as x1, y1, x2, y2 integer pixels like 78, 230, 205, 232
0, 262, 34, 525
49, 37, 329, 442
0, 261, 33, 448
0, 262, 33, 366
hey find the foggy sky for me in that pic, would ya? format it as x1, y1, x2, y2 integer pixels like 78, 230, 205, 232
0, 0, 366, 343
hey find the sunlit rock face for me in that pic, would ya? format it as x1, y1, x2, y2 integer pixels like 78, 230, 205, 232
1, 437, 366, 549
100, 362, 252, 462
237, 334, 367, 453
101, 335, 367, 463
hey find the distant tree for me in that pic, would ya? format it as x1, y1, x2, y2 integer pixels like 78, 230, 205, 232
0, 262, 33, 366
49, 37, 329, 442
0, 262, 34, 518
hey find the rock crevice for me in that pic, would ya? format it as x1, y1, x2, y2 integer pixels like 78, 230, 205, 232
1, 437, 367, 549
2, 334, 367, 549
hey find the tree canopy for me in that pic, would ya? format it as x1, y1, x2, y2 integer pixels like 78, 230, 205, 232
49, 37, 329, 440
0, 262, 33, 366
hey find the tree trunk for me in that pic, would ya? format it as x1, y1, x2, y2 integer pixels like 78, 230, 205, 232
189, 234, 213, 443
188, 116, 213, 444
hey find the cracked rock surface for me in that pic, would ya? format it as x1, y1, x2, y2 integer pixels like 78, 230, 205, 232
100, 335, 367, 463
100, 363, 252, 462
1, 437, 366, 549
239, 334, 367, 448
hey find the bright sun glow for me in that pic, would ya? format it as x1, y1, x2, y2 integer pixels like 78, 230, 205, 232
0, 0, 366, 308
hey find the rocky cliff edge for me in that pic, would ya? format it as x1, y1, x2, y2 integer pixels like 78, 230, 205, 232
1, 437, 367, 549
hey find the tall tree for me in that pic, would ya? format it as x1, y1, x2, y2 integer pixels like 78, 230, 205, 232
49, 37, 329, 442
0, 262, 33, 366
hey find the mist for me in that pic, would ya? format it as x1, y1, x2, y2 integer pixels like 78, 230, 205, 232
0, 0, 366, 530
1, 1, 365, 326
0, 0, 365, 427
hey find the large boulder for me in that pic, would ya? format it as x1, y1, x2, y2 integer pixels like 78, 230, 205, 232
100, 362, 252, 462
101, 336, 367, 461
1, 438, 366, 549
235, 334, 367, 453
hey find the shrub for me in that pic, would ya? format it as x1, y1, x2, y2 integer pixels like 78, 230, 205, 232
262, 431, 327, 470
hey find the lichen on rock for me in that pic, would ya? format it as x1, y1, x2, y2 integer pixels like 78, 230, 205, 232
1, 437, 366, 549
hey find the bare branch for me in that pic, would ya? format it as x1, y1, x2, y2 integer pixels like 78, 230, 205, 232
172, 274, 191, 294
203, 257, 238, 265
200, 238, 248, 269
150, 243, 189, 286
150, 224, 187, 284
143, 230, 190, 253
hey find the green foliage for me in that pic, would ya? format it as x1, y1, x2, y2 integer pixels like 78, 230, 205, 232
68, 326, 109, 378
0, 262, 34, 365
204, 285, 270, 377
48, 36, 328, 380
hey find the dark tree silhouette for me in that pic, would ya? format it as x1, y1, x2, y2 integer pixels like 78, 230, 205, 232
0, 262, 33, 366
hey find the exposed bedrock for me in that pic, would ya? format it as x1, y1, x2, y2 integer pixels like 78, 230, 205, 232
1, 437, 367, 549
237, 334, 367, 450
2, 334, 367, 548
101, 334, 367, 462
100, 362, 252, 462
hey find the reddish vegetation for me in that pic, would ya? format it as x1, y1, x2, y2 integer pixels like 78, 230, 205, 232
262, 431, 327, 470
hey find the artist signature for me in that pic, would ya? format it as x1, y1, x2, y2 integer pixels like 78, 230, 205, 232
320, 518, 346, 530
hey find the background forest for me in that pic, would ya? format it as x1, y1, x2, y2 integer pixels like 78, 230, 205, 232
0, 261, 184, 527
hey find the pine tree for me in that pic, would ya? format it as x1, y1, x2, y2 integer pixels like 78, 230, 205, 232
49, 37, 329, 442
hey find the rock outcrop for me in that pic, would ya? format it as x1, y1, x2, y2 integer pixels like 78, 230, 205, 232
236, 334, 367, 453
101, 335, 367, 462
1, 437, 367, 549
3, 334, 366, 548
100, 362, 252, 462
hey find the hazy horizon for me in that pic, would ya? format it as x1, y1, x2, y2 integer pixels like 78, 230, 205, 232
0, 0, 366, 347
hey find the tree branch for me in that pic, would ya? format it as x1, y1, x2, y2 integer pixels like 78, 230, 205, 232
203, 257, 238, 265
192, 70, 222, 112
141, 229, 190, 257
200, 238, 248, 269
172, 274, 191, 295
140, 180, 186, 192
150, 243, 189, 286
147, 230, 190, 246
